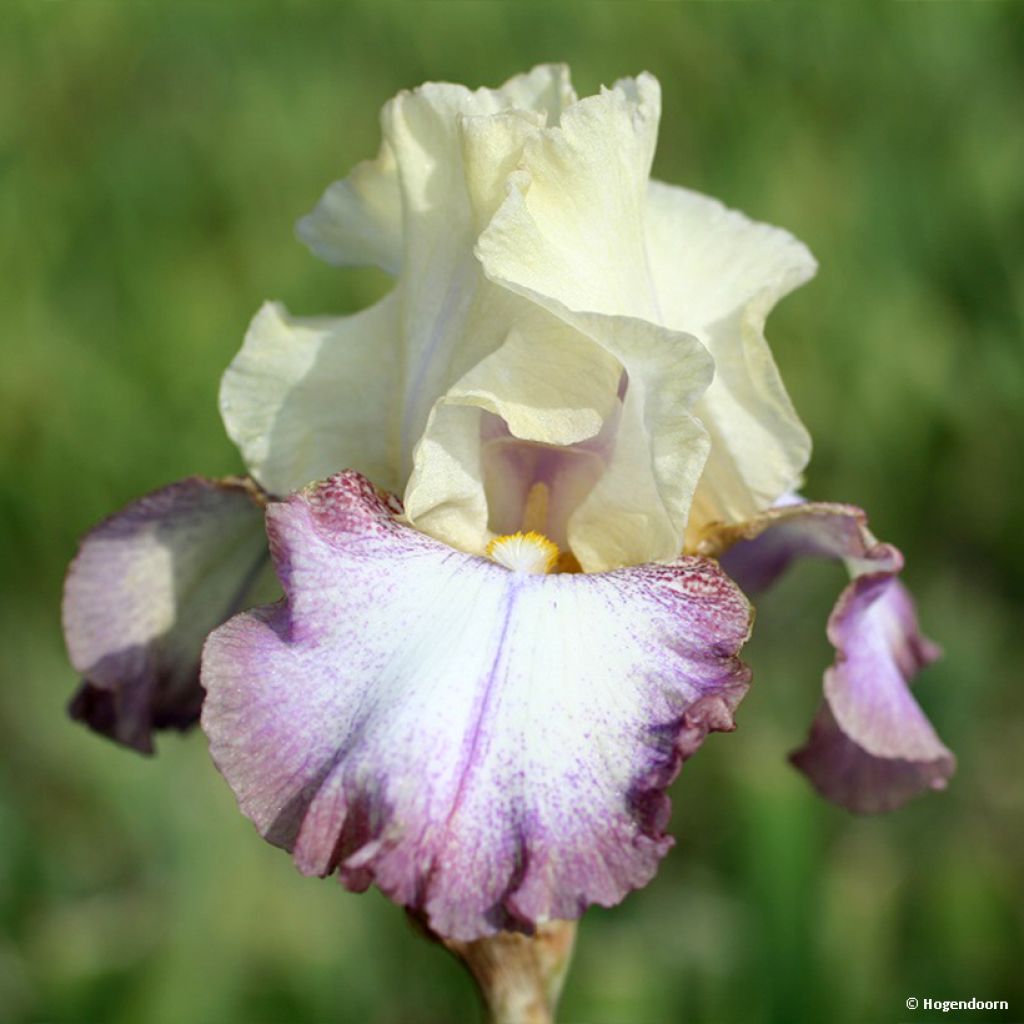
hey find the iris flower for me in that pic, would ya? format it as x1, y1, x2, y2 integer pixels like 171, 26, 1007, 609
63, 65, 953, 943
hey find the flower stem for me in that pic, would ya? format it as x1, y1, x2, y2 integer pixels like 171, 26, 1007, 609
443, 920, 578, 1024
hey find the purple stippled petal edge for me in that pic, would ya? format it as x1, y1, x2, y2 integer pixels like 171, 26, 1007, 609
201, 470, 753, 940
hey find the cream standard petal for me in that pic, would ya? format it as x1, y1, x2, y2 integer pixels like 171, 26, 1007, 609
474, 75, 716, 567
476, 73, 663, 322
448, 318, 621, 445
410, 305, 713, 572
220, 293, 401, 497
390, 71, 660, 439
231, 94, 550, 497
476, 74, 813, 540
494, 63, 577, 122
243, 68, 586, 498
296, 141, 403, 273
404, 311, 623, 558
401, 402, 489, 559
383, 82, 595, 474
645, 181, 817, 330
478, 223, 713, 567
565, 312, 712, 571
386, 102, 543, 474
391, 81, 663, 552
295, 64, 576, 277
645, 181, 816, 534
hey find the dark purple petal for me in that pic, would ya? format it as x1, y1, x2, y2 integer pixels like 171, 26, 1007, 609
63, 477, 273, 754
201, 471, 752, 941
699, 500, 951, 812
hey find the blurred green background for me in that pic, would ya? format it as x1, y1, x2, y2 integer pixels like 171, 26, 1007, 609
2, 3, 1022, 1022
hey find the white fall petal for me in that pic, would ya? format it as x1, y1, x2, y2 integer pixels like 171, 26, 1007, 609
201, 472, 752, 940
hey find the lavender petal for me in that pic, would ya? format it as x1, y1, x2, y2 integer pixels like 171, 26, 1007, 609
701, 501, 952, 812
63, 476, 273, 753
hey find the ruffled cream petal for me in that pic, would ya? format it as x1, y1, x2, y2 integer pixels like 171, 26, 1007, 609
474, 76, 716, 568
295, 141, 403, 273
404, 306, 623, 556
645, 180, 816, 535
220, 294, 402, 497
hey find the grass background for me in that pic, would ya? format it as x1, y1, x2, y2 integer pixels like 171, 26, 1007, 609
2, 3, 1022, 1022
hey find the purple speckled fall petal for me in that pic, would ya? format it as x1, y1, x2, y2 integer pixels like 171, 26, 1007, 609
708, 499, 901, 594
63, 477, 275, 754
201, 470, 752, 941
697, 500, 953, 812
791, 575, 952, 813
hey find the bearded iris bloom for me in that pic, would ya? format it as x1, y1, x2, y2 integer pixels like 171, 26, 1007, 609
62, 65, 953, 941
